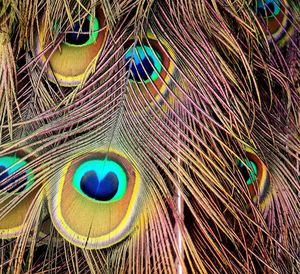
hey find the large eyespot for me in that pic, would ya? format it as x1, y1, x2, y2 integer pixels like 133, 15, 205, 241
124, 33, 176, 110
35, 8, 107, 86
238, 148, 271, 206
255, 0, 294, 46
0, 151, 40, 238
47, 150, 142, 249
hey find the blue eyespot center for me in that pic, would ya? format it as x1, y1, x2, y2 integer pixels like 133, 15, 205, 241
238, 160, 258, 186
80, 171, 119, 201
73, 159, 127, 202
125, 45, 162, 83
256, 0, 280, 18
66, 19, 90, 45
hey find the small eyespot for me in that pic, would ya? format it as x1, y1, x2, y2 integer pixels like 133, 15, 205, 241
237, 159, 258, 186
124, 34, 176, 109
35, 8, 107, 86
125, 45, 162, 84
47, 150, 142, 249
256, 0, 281, 18
254, 0, 293, 45
238, 148, 271, 206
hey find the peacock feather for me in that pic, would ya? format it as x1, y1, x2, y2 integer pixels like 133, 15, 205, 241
0, 0, 299, 273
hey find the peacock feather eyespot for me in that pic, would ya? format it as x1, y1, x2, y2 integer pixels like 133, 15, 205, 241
238, 148, 271, 206
237, 158, 258, 186
0, 150, 41, 238
256, 0, 281, 18
35, 8, 107, 87
124, 33, 176, 109
254, 0, 294, 46
125, 44, 162, 84
47, 149, 142, 249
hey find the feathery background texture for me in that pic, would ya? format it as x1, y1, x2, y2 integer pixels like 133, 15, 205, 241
0, 0, 299, 273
